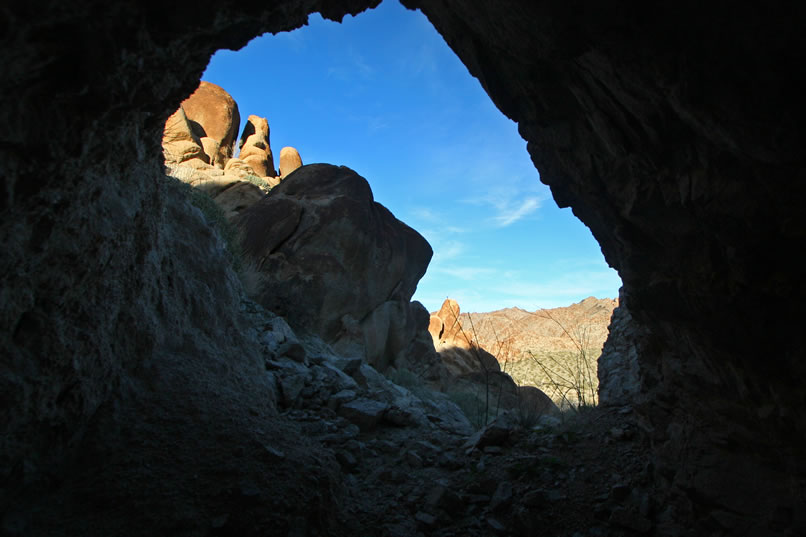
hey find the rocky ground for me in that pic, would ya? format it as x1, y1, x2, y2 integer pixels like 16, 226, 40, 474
244, 299, 652, 537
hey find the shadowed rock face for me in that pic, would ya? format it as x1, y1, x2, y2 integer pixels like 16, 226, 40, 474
403, 1, 806, 532
235, 163, 433, 371
1, 0, 805, 535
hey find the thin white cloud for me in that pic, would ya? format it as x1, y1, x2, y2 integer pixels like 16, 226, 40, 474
411, 207, 439, 223
437, 266, 497, 280
349, 48, 373, 78
492, 197, 542, 227
432, 240, 465, 261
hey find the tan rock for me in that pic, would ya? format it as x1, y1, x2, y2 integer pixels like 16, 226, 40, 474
163, 140, 208, 165
199, 137, 222, 168
237, 115, 276, 177
432, 298, 473, 349
180, 81, 240, 167
428, 315, 444, 347
224, 157, 259, 180
163, 106, 199, 145
162, 107, 209, 166
279, 146, 303, 178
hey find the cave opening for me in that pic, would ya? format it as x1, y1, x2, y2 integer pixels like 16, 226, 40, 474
4, 1, 805, 534
178, 0, 623, 410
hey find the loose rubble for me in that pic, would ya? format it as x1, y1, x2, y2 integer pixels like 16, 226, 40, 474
241, 299, 651, 537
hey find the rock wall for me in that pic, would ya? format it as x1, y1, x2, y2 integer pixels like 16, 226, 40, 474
0, 1, 379, 535
404, 0, 806, 533
2, 0, 805, 535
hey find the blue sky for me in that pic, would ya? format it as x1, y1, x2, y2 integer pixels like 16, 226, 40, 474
202, 0, 621, 313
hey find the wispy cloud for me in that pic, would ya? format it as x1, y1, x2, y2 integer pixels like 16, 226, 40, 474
492, 197, 542, 227
432, 240, 465, 261
328, 46, 374, 80
408, 207, 469, 235
436, 265, 497, 280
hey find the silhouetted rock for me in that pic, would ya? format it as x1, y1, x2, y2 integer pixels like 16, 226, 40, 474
214, 181, 266, 221
235, 164, 437, 375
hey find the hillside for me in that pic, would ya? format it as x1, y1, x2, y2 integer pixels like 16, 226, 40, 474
452, 297, 619, 406
457, 297, 618, 361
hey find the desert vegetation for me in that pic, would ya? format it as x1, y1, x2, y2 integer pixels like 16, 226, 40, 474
483, 312, 600, 413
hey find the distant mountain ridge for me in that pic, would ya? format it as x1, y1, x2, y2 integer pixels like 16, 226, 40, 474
454, 296, 619, 363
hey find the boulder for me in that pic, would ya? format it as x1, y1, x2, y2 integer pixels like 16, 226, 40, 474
180, 81, 240, 167
337, 398, 389, 431
237, 115, 276, 177
214, 181, 265, 221
234, 164, 434, 372
199, 136, 221, 168
439, 346, 500, 377
279, 146, 303, 178
223, 157, 259, 180
517, 385, 560, 418
162, 107, 209, 166
463, 410, 521, 452
429, 298, 474, 349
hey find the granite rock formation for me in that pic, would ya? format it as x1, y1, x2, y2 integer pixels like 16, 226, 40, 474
279, 146, 303, 178
235, 163, 442, 380
237, 114, 277, 177
162, 106, 210, 166
180, 80, 241, 168
2, 1, 805, 535
162, 84, 302, 222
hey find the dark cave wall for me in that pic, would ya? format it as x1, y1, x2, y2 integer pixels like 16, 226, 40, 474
0, 0, 378, 530
2, 0, 805, 535
405, 0, 806, 532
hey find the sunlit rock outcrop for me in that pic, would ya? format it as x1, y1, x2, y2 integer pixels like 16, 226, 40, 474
162, 83, 304, 221
180, 81, 241, 168
279, 146, 303, 178
237, 114, 277, 177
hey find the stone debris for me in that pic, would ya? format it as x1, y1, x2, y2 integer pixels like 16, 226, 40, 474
235, 298, 652, 536
338, 398, 389, 432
